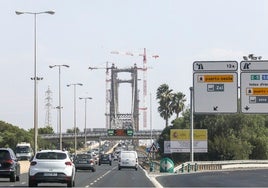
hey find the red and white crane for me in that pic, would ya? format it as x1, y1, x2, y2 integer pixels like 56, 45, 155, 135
111, 48, 159, 129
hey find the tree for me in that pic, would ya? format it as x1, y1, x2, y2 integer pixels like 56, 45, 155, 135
171, 92, 186, 118
156, 84, 174, 127
66, 127, 80, 134
39, 126, 54, 134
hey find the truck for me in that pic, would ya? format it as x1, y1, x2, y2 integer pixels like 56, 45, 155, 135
14, 142, 33, 161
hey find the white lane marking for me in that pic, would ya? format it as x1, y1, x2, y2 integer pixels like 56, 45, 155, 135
87, 166, 117, 187
143, 167, 163, 188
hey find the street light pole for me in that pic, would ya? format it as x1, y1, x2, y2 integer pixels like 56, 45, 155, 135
16, 10, 55, 154
79, 97, 92, 148
49, 65, 69, 150
67, 83, 83, 154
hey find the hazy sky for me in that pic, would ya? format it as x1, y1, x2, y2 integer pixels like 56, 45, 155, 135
1, 0, 268, 133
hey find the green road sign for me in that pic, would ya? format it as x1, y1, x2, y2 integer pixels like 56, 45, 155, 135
160, 157, 174, 173
107, 129, 134, 136
251, 74, 260, 80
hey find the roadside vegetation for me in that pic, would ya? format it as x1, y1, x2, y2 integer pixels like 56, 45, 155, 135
0, 121, 82, 152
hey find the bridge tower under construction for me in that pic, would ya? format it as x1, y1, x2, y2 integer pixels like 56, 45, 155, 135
109, 64, 139, 131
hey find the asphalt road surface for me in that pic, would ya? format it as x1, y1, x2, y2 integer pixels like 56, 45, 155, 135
0, 160, 154, 187
2, 161, 268, 187
156, 168, 268, 187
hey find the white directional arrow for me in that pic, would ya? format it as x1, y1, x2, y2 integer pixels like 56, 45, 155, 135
161, 160, 173, 170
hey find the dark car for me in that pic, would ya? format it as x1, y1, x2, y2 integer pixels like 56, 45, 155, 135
0, 148, 20, 182
99, 154, 112, 166
74, 153, 96, 172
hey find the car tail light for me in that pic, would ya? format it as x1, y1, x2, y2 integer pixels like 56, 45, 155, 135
4, 159, 13, 164
30, 161, 37, 166
65, 161, 72, 166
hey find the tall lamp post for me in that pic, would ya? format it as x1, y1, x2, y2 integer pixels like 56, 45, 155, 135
67, 83, 83, 154
79, 97, 92, 148
16, 10, 55, 154
49, 65, 69, 150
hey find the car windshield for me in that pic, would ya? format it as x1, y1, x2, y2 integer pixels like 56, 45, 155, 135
75, 154, 92, 160
36, 152, 67, 160
0, 150, 10, 160
15, 146, 30, 153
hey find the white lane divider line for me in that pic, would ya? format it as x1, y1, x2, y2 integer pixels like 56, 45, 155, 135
88, 167, 117, 187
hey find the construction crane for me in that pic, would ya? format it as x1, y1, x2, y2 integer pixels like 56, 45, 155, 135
111, 48, 159, 129
44, 86, 53, 127
88, 62, 115, 129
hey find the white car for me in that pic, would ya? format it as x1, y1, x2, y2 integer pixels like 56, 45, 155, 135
28, 150, 75, 187
118, 151, 138, 171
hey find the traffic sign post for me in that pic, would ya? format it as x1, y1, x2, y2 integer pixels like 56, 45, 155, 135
240, 61, 268, 113
150, 143, 158, 152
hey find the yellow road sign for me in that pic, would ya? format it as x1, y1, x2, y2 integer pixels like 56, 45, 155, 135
170, 129, 207, 141
246, 87, 268, 95
198, 75, 234, 83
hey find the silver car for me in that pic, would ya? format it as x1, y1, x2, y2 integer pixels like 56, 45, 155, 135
28, 150, 75, 187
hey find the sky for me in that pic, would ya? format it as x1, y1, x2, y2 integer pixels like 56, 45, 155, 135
1, 0, 268, 133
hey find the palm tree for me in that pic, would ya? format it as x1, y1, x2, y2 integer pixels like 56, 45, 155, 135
156, 84, 173, 127
171, 92, 186, 118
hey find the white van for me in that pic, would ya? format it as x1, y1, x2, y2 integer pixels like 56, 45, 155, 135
118, 151, 138, 171
15, 142, 33, 161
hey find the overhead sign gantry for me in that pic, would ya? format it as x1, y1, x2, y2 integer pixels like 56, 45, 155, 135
240, 61, 268, 113
193, 61, 238, 113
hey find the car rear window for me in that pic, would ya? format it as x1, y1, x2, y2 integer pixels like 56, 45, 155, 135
101, 154, 109, 159
0, 150, 10, 160
121, 152, 136, 158
75, 154, 92, 160
36, 152, 67, 160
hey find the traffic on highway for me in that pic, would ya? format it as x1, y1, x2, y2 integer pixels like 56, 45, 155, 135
0, 140, 268, 187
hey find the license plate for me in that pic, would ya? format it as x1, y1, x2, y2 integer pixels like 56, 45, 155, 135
79, 161, 87, 163
44, 172, 57, 176
123, 162, 129, 165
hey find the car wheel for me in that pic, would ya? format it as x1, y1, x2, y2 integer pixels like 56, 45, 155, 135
29, 180, 37, 187
10, 172, 16, 182
67, 179, 74, 187
16, 175, 20, 181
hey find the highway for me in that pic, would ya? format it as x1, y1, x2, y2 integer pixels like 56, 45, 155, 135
0, 161, 154, 187
0, 161, 267, 187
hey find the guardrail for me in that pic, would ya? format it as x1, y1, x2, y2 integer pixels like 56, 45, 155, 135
174, 160, 268, 173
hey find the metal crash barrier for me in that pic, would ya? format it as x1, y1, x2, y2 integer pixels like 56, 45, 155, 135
174, 160, 268, 173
